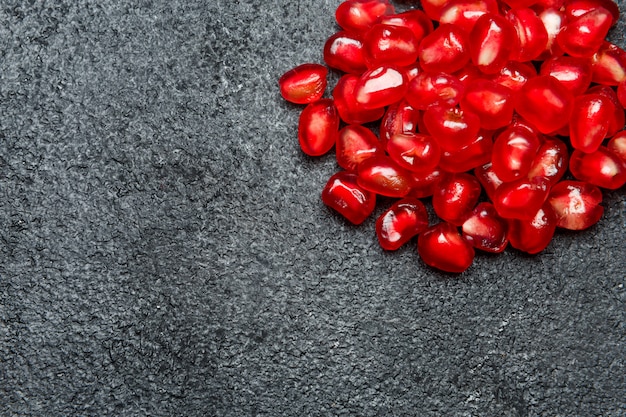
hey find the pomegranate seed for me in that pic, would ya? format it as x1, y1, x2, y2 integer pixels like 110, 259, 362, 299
336, 125, 384, 171
405, 71, 465, 110
408, 167, 443, 198
461, 202, 508, 253
507, 201, 557, 254
586, 84, 625, 137
439, 0, 499, 34
469, 13, 518, 75
487, 60, 537, 93
387, 132, 441, 174
378, 10, 434, 44
298, 99, 339, 156
335, 0, 395, 34
363, 24, 420, 68
321, 171, 376, 225
418, 24, 471, 74
438, 129, 494, 173
491, 124, 541, 182
539, 55, 593, 97
333, 74, 386, 124
569, 93, 613, 154
515, 75, 574, 134
607, 130, 626, 164
418, 222, 475, 273
423, 105, 481, 152
618, 81, 626, 108
537, 7, 566, 59
421, 0, 452, 21
323, 31, 367, 75
354, 66, 408, 109
564, 0, 621, 26
493, 176, 550, 220
527, 137, 569, 186
475, 162, 504, 201
460, 78, 515, 130
376, 197, 429, 250
433, 173, 482, 226
505, 8, 549, 62
556, 7, 612, 58
379, 99, 421, 148
502, 0, 538, 8
569, 147, 626, 190
548, 180, 604, 230
279, 63, 328, 104
590, 41, 626, 86
357, 155, 413, 197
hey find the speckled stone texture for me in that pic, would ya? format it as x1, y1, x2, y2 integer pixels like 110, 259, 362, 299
0, 0, 624, 416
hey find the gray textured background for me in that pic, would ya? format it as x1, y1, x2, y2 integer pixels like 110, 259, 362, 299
0, 0, 624, 416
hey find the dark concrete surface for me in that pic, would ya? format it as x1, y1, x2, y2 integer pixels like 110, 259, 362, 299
0, 0, 624, 415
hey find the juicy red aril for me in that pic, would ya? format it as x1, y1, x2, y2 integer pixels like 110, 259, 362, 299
418, 24, 470, 74
569, 147, 626, 190
432, 172, 482, 226
527, 137, 569, 186
539, 55, 593, 97
438, 0, 499, 35
357, 155, 413, 197
515, 75, 574, 134
354, 66, 408, 109
279, 63, 328, 104
538, 7, 566, 59
469, 13, 518, 75
408, 167, 443, 199
461, 202, 508, 253
474, 162, 504, 201
298, 99, 339, 156
548, 180, 604, 230
406, 71, 465, 110
460, 78, 514, 130
491, 124, 541, 182
417, 222, 475, 273
487, 60, 537, 93
493, 176, 550, 220
438, 129, 493, 173
505, 8, 549, 62
423, 105, 481, 152
607, 130, 626, 163
387, 132, 441, 174
556, 6, 613, 58
586, 84, 625, 137
619, 81, 626, 108
336, 124, 384, 171
507, 202, 557, 254
569, 93, 613, 153
363, 24, 420, 68
591, 41, 626, 86
379, 99, 420, 148
321, 171, 376, 225
333, 74, 386, 124
376, 197, 429, 250
324, 31, 367, 75
378, 9, 434, 44
335, 0, 395, 34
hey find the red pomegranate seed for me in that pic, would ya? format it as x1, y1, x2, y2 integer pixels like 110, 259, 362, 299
586, 84, 626, 137
335, 0, 395, 34
507, 201, 557, 254
618, 81, 626, 108
487, 60, 537, 93
460, 78, 515, 130
379, 99, 421, 148
423, 105, 481, 152
438, 129, 494, 173
455, 63, 483, 86
376, 197, 429, 250
421, 0, 452, 21
569, 93, 613, 154
405, 71, 465, 110
357, 155, 413, 197
363, 24, 420, 68
569, 147, 626, 190
501, 0, 538, 8
539, 55, 593, 97
475, 162, 504, 201
298, 99, 339, 156
515, 75, 574, 134
323, 31, 367, 75
537, 7, 566, 59
417, 222, 475, 273
333, 74, 386, 124
439, 0, 499, 35
590, 41, 626, 86
556, 7, 612, 58
527, 137, 569, 186
387, 132, 441, 174
432, 173, 482, 226
461, 202, 509, 253
607, 130, 626, 163
408, 167, 443, 198
354, 66, 408, 109
469, 13, 518, 75
336, 124, 384, 171
321, 171, 376, 225
505, 8, 549, 62
564, 0, 621, 26
491, 124, 541, 182
378, 10, 434, 44
493, 176, 550, 220
279, 63, 328, 104
548, 180, 604, 230
418, 24, 471, 74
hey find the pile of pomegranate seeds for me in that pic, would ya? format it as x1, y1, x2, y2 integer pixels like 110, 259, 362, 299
279, 0, 626, 273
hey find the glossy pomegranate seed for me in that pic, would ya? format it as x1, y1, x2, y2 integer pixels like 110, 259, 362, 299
537, 7, 566, 59
376, 197, 429, 250
387, 132, 441, 174
548, 180, 604, 230
507, 201, 557, 254
505, 8, 549, 62
335, 0, 395, 34
279, 63, 328, 104
618, 81, 626, 108
586, 84, 625, 138
363, 24, 420, 68
469, 13, 518, 75
460, 78, 514, 130
439, 0, 499, 34
298, 99, 339, 156
454, 64, 483, 86
569, 93, 613, 154
405, 71, 465, 110
323, 31, 367, 75
421, 0, 452, 21
438, 129, 494, 173
539, 55, 593, 97
433, 173, 482, 226
491, 124, 541, 182
607, 130, 626, 163
379, 100, 420, 148
417, 222, 475, 273
336, 125, 384, 171
501, 0, 538, 8
418, 24, 471, 74
321, 171, 376, 225
487, 60, 537, 93
515, 75, 574, 134
569, 147, 626, 190
527, 137, 569, 186
378, 10, 434, 44
423, 105, 481, 152
357, 155, 413, 197
564, 0, 621, 26
333, 74, 386, 124
590, 41, 626, 86
493, 176, 550, 220
461, 202, 508, 253
408, 167, 443, 198
354, 66, 408, 109
475, 162, 504, 201
556, 7, 612, 58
